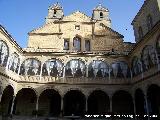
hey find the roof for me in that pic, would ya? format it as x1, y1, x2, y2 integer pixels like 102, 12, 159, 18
93, 3, 109, 12
49, 2, 63, 10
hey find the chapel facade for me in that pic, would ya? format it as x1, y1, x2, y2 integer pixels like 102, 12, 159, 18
0, 0, 160, 119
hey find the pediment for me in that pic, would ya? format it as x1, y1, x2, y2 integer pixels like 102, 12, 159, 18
63, 11, 91, 22
29, 22, 59, 34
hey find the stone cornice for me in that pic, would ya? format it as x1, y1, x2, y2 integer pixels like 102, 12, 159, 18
0, 24, 24, 53
131, 0, 150, 25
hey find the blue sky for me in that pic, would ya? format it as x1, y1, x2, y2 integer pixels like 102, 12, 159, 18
0, 0, 144, 48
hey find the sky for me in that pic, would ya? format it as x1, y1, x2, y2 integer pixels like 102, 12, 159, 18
0, 0, 145, 48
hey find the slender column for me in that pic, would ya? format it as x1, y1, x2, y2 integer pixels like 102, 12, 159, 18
0, 86, 2, 103
18, 57, 23, 75
155, 50, 160, 70
109, 96, 112, 113
86, 66, 88, 77
36, 97, 39, 111
17, 63, 21, 75
63, 66, 65, 78
85, 97, 88, 113
130, 69, 133, 80
140, 62, 144, 79
5, 56, 10, 70
109, 68, 111, 81
10, 95, 16, 115
36, 96, 39, 117
144, 94, 150, 120
60, 97, 64, 117
40, 62, 44, 81
0, 94, 2, 103
132, 96, 137, 120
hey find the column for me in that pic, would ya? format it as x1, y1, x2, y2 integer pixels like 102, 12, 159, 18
144, 94, 150, 120
17, 56, 22, 75
130, 69, 133, 80
109, 96, 112, 113
86, 66, 88, 77
5, 56, 10, 70
10, 95, 16, 116
36, 97, 39, 111
132, 96, 137, 120
36, 97, 39, 117
60, 97, 63, 117
0, 94, 2, 103
40, 62, 44, 81
140, 62, 144, 79
63, 66, 65, 77
155, 50, 160, 70
85, 97, 88, 114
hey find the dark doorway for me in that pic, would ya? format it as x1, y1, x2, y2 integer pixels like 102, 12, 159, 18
135, 89, 145, 115
63, 90, 86, 116
88, 90, 110, 114
112, 90, 134, 114
147, 84, 160, 115
0, 85, 14, 115
38, 89, 61, 116
14, 88, 37, 116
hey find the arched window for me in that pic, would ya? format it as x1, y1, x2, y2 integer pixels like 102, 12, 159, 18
54, 10, 57, 14
138, 26, 143, 40
65, 59, 85, 77
147, 15, 153, 31
20, 58, 41, 76
73, 37, 81, 51
88, 60, 110, 78
85, 40, 90, 51
8, 53, 20, 73
100, 12, 103, 18
111, 61, 130, 78
141, 45, 158, 71
42, 59, 63, 77
0, 40, 9, 67
132, 57, 142, 76
156, 36, 160, 62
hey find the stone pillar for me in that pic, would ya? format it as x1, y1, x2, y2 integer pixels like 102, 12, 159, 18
132, 96, 137, 120
17, 56, 23, 75
85, 97, 88, 114
86, 66, 88, 77
155, 50, 160, 70
40, 62, 44, 81
5, 56, 10, 70
0, 94, 2, 103
63, 66, 65, 77
109, 96, 112, 113
60, 97, 64, 117
10, 95, 16, 115
144, 94, 150, 120
109, 68, 112, 81
36, 96, 39, 117
140, 62, 144, 79
130, 69, 133, 80
36, 97, 39, 111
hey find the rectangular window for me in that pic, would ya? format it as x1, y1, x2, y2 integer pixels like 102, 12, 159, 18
63, 39, 69, 50
85, 40, 90, 51
75, 25, 80, 30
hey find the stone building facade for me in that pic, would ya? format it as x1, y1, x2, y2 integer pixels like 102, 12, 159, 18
0, 0, 160, 119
